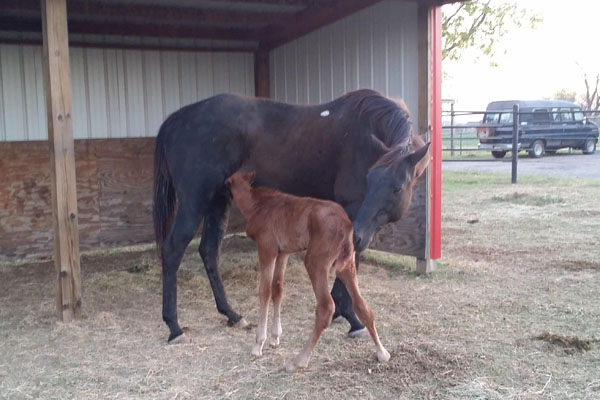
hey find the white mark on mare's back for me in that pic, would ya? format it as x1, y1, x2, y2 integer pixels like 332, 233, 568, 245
320, 110, 330, 117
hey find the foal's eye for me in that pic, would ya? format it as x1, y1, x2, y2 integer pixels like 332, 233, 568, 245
393, 186, 403, 193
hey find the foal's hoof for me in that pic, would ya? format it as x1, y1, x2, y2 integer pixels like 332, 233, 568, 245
167, 333, 190, 345
269, 337, 280, 348
376, 347, 391, 363
251, 348, 263, 359
348, 327, 370, 340
285, 360, 306, 373
233, 318, 250, 330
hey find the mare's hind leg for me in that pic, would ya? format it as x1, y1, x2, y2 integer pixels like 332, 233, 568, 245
199, 186, 246, 328
162, 203, 203, 343
252, 245, 277, 357
330, 252, 366, 337
287, 253, 335, 373
270, 253, 289, 348
335, 259, 390, 363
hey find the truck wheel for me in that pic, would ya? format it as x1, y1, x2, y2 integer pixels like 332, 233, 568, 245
528, 140, 545, 158
583, 138, 596, 154
491, 151, 507, 159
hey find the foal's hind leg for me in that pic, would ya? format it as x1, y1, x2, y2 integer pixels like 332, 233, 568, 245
335, 259, 390, 363
287, 255, 335, 373
199, 186, 247, 328
162, 204, 203, 343
270, 253, 289, 348
252, 245, 277, 358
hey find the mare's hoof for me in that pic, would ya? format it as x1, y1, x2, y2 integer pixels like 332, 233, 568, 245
167, 333, 190, 345
233, 318, 250, 330
376, 347, 391, 363
331, 315, 344, 324
348, 327, 370, 340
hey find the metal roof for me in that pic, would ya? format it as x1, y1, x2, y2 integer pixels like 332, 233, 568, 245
0, 0, 461, 52
487, 100, 581, 111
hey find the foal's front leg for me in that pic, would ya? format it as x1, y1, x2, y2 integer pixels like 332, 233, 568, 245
252, 247, 277, 358
270, 253, 289, 348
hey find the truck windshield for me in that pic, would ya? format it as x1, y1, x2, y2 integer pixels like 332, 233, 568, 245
483, 113, 500, 123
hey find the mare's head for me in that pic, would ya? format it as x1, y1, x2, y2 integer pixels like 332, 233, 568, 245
352, 139, 430, 252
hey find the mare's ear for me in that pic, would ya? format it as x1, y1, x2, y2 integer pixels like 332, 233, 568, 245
406, 142, 430, 179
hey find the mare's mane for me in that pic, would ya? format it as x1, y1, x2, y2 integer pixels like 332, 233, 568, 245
341, 89, 413, 149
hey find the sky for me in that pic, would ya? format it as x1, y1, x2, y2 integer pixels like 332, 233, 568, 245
442, 0, 600, 112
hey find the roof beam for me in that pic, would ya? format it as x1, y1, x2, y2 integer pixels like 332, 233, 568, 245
214, 0, 334, 6
260, 0, 383, 50
0, 16, 263, 41
0, 0, 292, 26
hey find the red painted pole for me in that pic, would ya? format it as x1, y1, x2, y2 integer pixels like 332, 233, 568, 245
430, 6, 442, 260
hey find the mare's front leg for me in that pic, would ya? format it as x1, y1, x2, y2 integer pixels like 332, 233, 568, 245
199, 187, 247, 328
270, 253, 289, 348
329, 199, 366, 335
252, 245, 277, 358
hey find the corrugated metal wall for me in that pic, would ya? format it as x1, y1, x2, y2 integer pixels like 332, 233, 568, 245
0, 44, 254, 142
270, 0, 419, 123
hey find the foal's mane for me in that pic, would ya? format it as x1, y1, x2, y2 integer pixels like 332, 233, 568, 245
343, 89, 413, 149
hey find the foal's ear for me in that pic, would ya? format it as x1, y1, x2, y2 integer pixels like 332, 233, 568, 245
225, 175, 234, 186
407, 142, 430, 179
245, 170, 256, 184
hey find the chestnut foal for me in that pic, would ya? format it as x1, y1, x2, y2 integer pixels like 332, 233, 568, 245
226, 171, 390, 372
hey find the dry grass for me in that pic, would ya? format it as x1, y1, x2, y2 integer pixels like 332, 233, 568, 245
1, 171, 600, 399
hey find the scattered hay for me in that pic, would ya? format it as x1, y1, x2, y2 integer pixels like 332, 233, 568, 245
364, 342, 472, 387
534, 332, 597, 352
491, 192, 565, 206
553, 259, 600, 271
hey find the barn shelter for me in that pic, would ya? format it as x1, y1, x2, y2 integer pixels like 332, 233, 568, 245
0, 0, 452, 322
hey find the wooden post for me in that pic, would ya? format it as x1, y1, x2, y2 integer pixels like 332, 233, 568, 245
415, 4, 442, 275
41, 0, 82, 321
254, 49, 270, 98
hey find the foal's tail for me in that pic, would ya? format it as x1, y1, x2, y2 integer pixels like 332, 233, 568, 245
152, 129, 176, 258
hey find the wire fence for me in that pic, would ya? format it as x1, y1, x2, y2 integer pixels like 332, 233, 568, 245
441, 105, 600, 158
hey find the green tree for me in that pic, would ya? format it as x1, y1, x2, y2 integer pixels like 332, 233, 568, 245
442, 1, 542, 61
553, 89, 577, 103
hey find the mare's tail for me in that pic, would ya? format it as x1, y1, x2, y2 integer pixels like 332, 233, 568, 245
152, 128, 176, 257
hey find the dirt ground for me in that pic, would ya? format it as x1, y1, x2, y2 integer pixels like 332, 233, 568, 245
1, 171, 599, 400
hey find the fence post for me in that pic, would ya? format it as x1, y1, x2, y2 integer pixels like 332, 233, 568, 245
511, 105, 519, 184
450, 102, 455, 156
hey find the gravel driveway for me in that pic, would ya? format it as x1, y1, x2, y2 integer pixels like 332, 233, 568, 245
442, 152, 600, 179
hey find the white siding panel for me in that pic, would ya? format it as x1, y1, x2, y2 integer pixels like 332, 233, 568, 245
268, 0, 419, 123
124, 50, 145, 137
85, 48, 108, 138
22, 46, 46, 140
105, 49, 127, 138
317, 29, 333, 102
1, 44, 254, 141
179, 52, 198, 106
70, 47, 89, 139
1, 45, 26, 141
196, 52, 214, 99
212, 53, 230, 94
161, 51, 181, 117
143, 50, 163, 137
330, 21, 346, 97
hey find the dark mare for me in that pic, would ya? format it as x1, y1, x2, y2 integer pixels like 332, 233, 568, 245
153, 89, 430, 343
